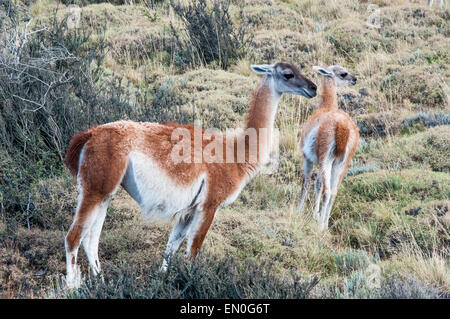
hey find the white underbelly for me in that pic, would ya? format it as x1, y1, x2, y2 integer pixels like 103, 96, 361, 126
121, 151, 206, 222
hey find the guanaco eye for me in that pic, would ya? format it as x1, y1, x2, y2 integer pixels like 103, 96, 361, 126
340, 72, 348, 78
283, 73, 294, 80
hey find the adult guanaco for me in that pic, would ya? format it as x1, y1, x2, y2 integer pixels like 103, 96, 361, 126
64, 62, 317, 288
297, 65, 359, 230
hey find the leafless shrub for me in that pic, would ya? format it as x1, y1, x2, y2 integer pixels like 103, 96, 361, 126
73, 253, 319, 299
169, 0, 253, 69
0, 1, 154, 230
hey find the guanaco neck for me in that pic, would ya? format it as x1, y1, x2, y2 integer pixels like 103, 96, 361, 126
319, 76, 338, 110
239, 75, 281, 175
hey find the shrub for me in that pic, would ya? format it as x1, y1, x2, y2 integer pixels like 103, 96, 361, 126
0, 1, 141, 161
356, 113, 399, 138
71, 253, 319, 299
339, 271, 380, 298
333, 250, 370, 275
347, 164, 379, 177
326, 22, 395, 62
380, 7, 448, 44
0, 225, 66, 298
380, 67, 447, 109
0, 151, 63, 231
169, 0, 253, 69
0, 1, 153, 230
380, 278, 448, 299
350, 175, 404, 201
402, 112, 450, 131
147, 77, 190, 124
316, 275, 447, 299
366, 126, 450, 173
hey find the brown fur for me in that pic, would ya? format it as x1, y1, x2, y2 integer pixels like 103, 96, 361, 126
68, 120, 255, 213
319, 77, 338, 109
246, 82, 272, 130
334, 121, 350, 157
65, 130, 93, 177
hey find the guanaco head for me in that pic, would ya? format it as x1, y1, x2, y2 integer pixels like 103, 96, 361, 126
251, 62, 317, 98
313, 65, 357, 87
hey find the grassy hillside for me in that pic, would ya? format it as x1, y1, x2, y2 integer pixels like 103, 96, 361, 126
0, 0, 449, 298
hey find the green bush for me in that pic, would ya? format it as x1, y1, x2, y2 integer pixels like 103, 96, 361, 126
318, 273, 447, 299
351, 175, 404, 201
71, 253, 319, 298
169, 0, 253, 69
147, 77, 191, 124
380, 278, 449, 299
333, 250, 370, 275
326, 22, 395, 61
380, 67, 447, 109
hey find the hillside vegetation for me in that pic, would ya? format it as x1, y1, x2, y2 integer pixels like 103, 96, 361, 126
0, 0, 449, 298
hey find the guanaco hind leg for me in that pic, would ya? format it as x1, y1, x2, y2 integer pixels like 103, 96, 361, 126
161, 203, 218, 271
161, 206, 198, 271
321, 157, 346, 229
65, 193, 108, 288
186, 205, 218, 257
65, 142, 127, 288
298, 158, 314, 214
82, 198, 109, 276
313, 174, 322, 221
318, 160, 333, 230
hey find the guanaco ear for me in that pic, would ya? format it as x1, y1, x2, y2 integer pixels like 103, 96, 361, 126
251, 64, 274, 75
313, 66, 333, 77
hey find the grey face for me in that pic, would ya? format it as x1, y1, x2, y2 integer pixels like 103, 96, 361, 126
251, 62, 317, 98
313, 65, 357, 87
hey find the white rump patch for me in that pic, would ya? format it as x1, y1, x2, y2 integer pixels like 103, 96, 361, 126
302, 124, 319, 164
